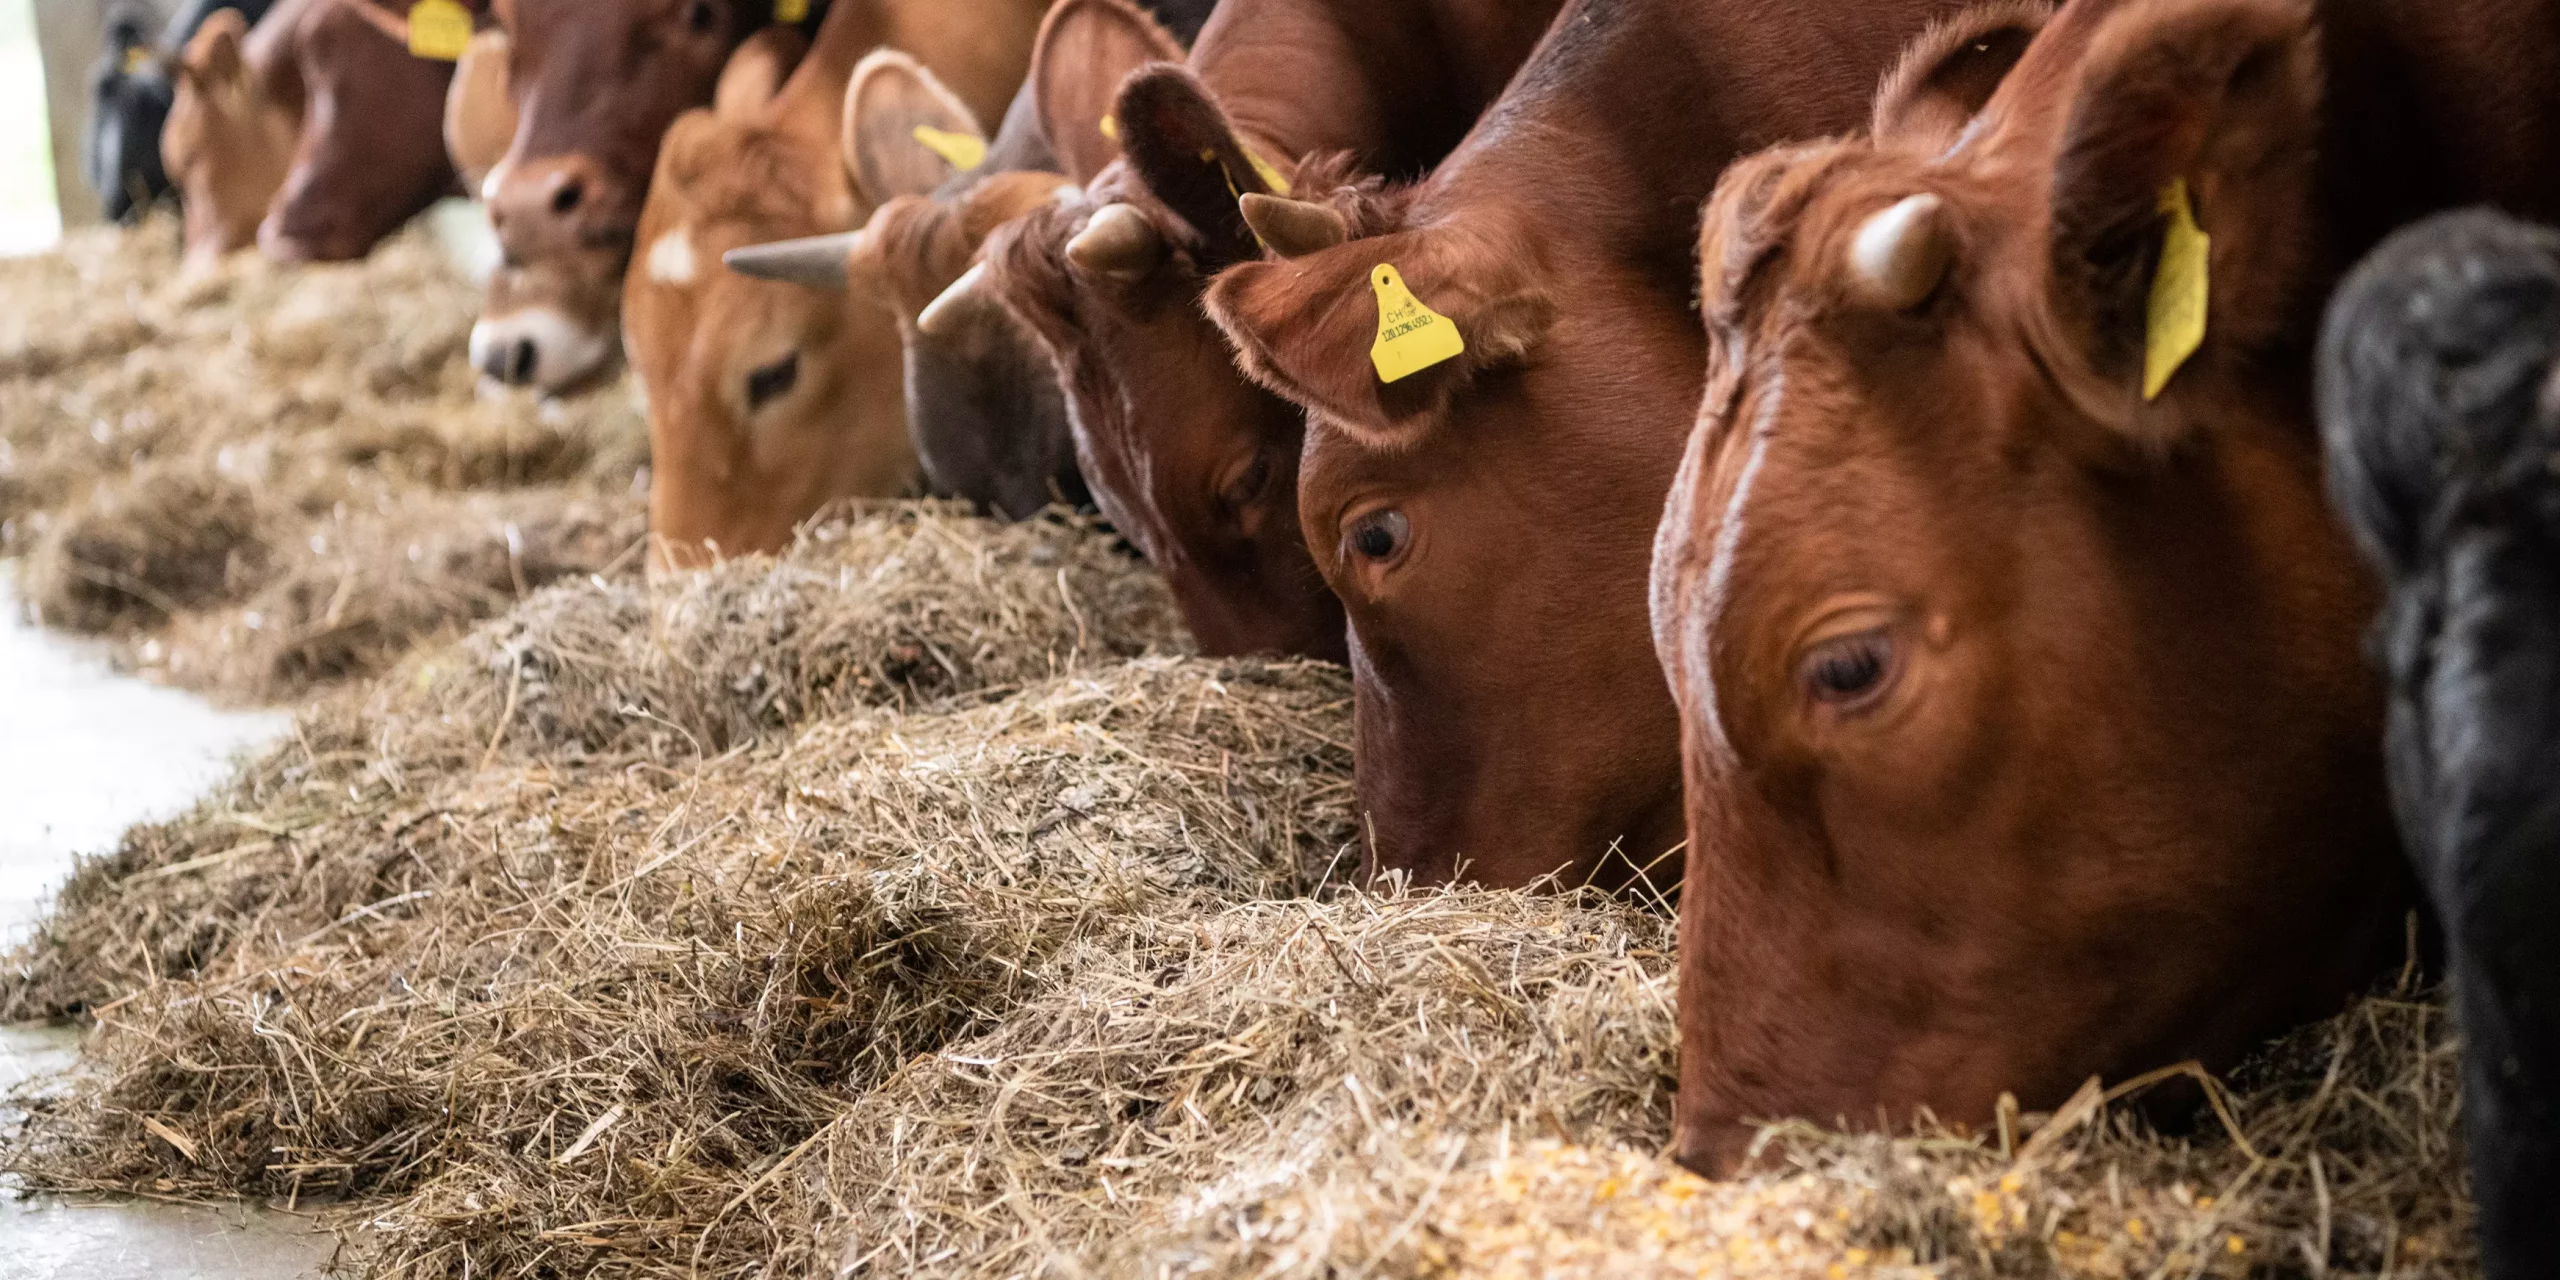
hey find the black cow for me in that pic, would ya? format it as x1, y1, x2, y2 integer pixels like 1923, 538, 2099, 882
84, 0, 276, 223
2319, 207, 2560, 1280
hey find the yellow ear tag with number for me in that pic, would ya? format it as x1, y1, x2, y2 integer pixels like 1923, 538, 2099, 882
2144, 178, 2209, 400
912, 125, 987, 173
1370, 264, 1464, 384
406, 0, 472, 61
776, 0, 809, 21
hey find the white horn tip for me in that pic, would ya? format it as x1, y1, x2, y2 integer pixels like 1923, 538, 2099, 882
1849, 193, 1953, 311
918, 261, 990, 337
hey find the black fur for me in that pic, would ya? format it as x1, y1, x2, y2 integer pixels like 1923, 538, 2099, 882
2320, 207, 2560, 1278
84, 0, 276, 224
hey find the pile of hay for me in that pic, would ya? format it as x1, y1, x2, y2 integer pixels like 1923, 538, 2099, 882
0, 508, 2475, 1279
0, 218, 650, 701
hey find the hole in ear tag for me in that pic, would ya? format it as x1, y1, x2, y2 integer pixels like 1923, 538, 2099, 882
912, 125, 987, 174
2144, 178, 2209, 400
1370, 264, 1464, 384
407, 0, 472, 60
777, 0, 809, 21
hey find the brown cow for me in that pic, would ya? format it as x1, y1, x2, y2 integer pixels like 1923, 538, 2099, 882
723, 0, 1203, 520
163, 0, 456, 271
447, 0, 827, 393
1199, 0, 1973, 891
1649, 0, 2560, 1174
972, 0, 1570, 662
629, 0, 1048, 569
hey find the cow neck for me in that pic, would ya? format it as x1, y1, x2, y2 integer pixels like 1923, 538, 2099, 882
247, 0, 315, 116
1187, 0, 1560, 181
1419, 0, 1969, 286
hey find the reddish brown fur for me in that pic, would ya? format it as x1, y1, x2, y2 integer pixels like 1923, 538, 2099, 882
980, 0, 1567, 662
1655, 0, 2560, 1174
163, 0, 454, 270
1199, 0, 1975, 891
632, 0, 1046, 570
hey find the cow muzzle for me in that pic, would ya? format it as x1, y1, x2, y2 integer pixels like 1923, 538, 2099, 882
469, 306, 615, 392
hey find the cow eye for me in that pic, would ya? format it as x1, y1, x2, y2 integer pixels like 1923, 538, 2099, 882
1221, 449, 1273, 510
1801, 629, 1895, 707
687, 0, 718, 33
1347, 509, 1408, 562
746, 352, 799, 411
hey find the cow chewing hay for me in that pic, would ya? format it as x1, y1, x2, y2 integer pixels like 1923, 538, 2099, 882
0, 218, 649, 702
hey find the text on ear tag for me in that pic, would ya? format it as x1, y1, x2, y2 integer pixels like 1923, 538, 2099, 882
912, 125, 987, 173
776, 0, 809, 21
2144, 178, 2209, 400
1370, 264, 1465, 384
407, 0, 472, 60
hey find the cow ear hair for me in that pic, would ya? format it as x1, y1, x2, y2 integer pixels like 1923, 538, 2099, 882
445, 28, 516, 194
2044, 0, 2321, 405
1114, 65, 1277, 269
1031, 0, 1185, 184
715, 26, 807, 120
182, 8, 250, 89
1871, 2, 2050, 151
844, 49, 985, 207
1205, 227, 1555, 444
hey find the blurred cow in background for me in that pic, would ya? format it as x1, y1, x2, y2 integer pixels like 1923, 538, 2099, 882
86, 0, 280, 224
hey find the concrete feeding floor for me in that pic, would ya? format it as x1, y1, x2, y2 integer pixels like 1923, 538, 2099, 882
0, 569, 337, 1280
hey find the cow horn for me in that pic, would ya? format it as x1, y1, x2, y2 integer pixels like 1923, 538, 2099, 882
1240, 193, 1349, 258
723, 231, 863, 289
1066, 203, 1165, 277
1848, 193, 1953, 311
917, 262, 989, 338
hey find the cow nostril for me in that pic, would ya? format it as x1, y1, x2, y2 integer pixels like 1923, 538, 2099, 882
507, 338, 538, 384
550, 180, 584, 218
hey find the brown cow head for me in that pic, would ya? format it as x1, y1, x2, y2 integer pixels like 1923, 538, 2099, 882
979, 23, 1347, 661
1650, 0, 2407, 1173
844, 54, 1086, 520
632, 39, 915, 572
260, 0, 459, 263
460, 0, 781, 390
164, 7, 299, 271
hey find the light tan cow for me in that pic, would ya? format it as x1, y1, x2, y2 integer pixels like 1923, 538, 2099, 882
624, 0, 1047, 570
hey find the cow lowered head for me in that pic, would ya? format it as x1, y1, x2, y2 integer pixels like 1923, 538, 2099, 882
162, 5, 298, 271
980, 56, 1347, 661
1650, 0, 2410, 1174
452, 0, 805, 392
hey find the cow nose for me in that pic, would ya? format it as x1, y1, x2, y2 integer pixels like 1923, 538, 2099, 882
488, 337, 536, 383
489, 156, 622, 259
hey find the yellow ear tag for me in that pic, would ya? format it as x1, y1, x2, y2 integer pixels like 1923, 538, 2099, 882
911, 125, 987, 173
1099, 114, 1119, 142
1370, 264, 1464, 384
2144, 178, 2209, 400
406, 0, 472, 61
776, 0, 809, 21
122, 45, 153, 74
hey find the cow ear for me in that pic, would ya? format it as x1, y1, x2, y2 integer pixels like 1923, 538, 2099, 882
1030, 0, 1184, 184
715, 26, 808, 120
2043, 0, 2321, 410
1206, 226, 1555, 443
181, 8, 250, 90
844, 49, 985, 207
445, 29, 516, 195
1872, 2, 2050, 152
1114, 65, 1278, 269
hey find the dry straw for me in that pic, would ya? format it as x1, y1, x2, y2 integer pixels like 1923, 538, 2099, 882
0, 230, 2479, 1278
1, 218, 650, 702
